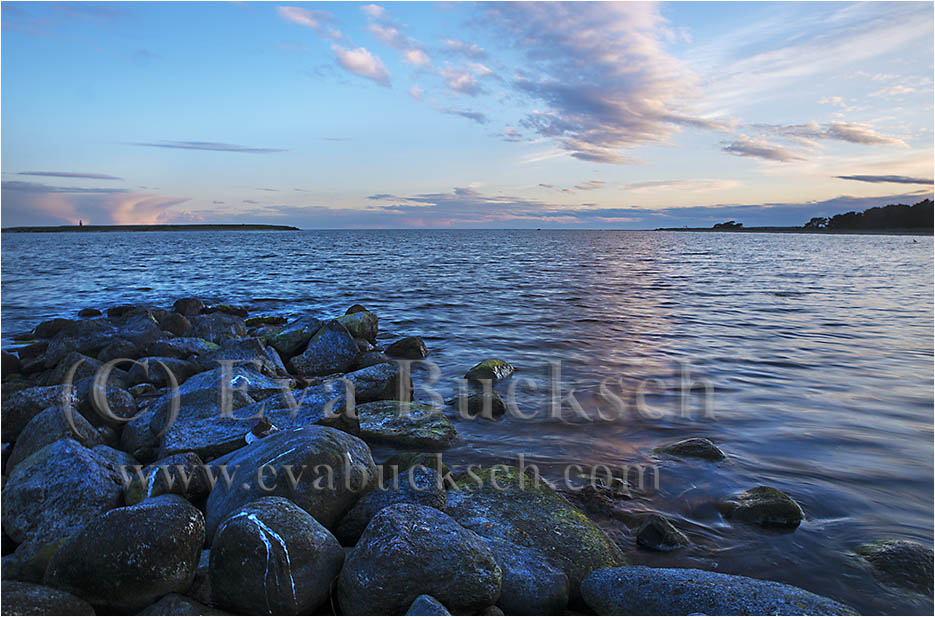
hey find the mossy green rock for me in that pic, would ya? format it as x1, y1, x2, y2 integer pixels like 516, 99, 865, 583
719, 486, 804, 528
289, 320, 358, 376
447, 465, 625, 599
654, 437, 726, 461
336, 311, 378, 344
265, 316, 322, 357
357, 401, 458, 449
856, 539, 933, 594
636, 514, 690, 551
464, 359, 514, 384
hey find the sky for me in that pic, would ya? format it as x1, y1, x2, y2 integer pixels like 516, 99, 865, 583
1, 1, 933, 229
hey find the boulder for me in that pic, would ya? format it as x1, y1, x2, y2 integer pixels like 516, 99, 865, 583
289, 320, 358, 376
357, 401, 458, 449
204, 426, 376, 540
192, 337, 290, 378
381, 452, 454, 488
207, 304, 249, 318
335, 466, 447, 545
345, 304, 368, 314
719, 486, 804, 528
636, 514, 690, 551
452, 389, 506, 419
110, 312, 164, 349
340, 362, 411, 403
159, 312, 193, 337
138, 594, 226, 616
77, 384, 137, 428
45, 495, 205, 612
337, 504, 501, 615
0, 581, 95, 615
654, 437, 726, 461
210, 497, 344, 615
34, 317, 75, 339
264, 316, 322, 358
856, 539, 933, 594
97, 338, 140, 363
2, 350, 21, 377
245, 315, 287, 327
354, 351, 393, 370
580, 566, 857, 615
144, 337, 220, 360
464, 359, 514, 384
446, 466, 624, 598
2, 440, 123, 549
123, 452, 211, 506
406, 595, 451, 616
106, 304, 149, 319
173, 297, 205, 316
481, 537, 569, 615
385, 336, 429, 359
127, 357, 199, 387
77, 308, 102, 318
336, 311, 378, 344
45, 352, 101, 387
6, 405, 103, 471
2, 385, 77, 440
189, 313, 246, 344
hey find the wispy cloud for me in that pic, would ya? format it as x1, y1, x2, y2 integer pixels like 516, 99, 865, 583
363, 4, 431, 67
835, 174, 933, 185
17, 171, 123, 180
409, 85, 424, 101
721, 136, 805, 162
133, 141, 286, 153
332, 45, 391, 86
765, 122, 906, 146
443, 39, 487, 60
2, 180, 127, 194
440, 108, 489, 124
574, 180, 605, 191
276, 6, 341, 40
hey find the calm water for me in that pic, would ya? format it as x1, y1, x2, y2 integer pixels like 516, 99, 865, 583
2, 230, 932, 614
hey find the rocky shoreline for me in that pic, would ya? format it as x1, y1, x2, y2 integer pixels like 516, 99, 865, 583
0, 298, 930, 615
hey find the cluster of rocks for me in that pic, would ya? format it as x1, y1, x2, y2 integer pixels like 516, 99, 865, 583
0, 297, 926, 615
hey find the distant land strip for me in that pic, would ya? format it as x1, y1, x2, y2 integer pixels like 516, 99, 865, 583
654, 226, 933, 235
1, 223, 301, 233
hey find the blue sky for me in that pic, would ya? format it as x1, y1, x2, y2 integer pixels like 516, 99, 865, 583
2, 1, 932, 228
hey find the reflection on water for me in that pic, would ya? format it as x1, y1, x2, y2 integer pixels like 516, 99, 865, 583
2, 229, 932, 614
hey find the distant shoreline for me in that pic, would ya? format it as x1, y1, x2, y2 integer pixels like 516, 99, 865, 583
0, 223, 301, 233
655, 227, 933, 236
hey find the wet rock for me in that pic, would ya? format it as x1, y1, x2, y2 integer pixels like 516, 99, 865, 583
289, 320, 358, 376
335, 466, 447, 545
719, 486, 804, 529
446, 466, 625, 598
465, 359, 514, 384
91, 444, 138, 469
192, 337, 290, 378
106, 304, 149, 319
354, 350, 393, 370
1, 581, 95, 615
189, 313, 246, 344
478, 606, 505, 616
355, 337, 374, 352
581, 566, 857, 615
245, 315, 287, 327
110, 312, 164, 349
856, 539, 933, 594
357, 401, 458, 449
45, 352, 102, 387
123, 452, 211, 506
264, 316, 322, 358
16, 341, 48, 374
173, 297, 205, 317
97, 338, 140, 363
204, 426, 377, 540
340, 362, 411, 403
159, 312, 193, 337
2, 350, 21, 377
385, 336, 429, 359
45, 495, 205, 612
6, 405, 103, 471
127, 357, 199, 387
77, 308, 102, 318
345, 304, 368, 315
138, 593, 226, 616
1, 538, 69, 584
210, 497, 344, 615
206, 304, 249, 318
2, 440, 123, 549
482, 537, 569, 615
381, 451, 454, 487
654, 437, 726, 461
187, 550, 213, 607
1, 385, 77, 442
336, 310, 378, 344
77, 384, 138, 428
144, 337, 219, 360
337, 504, 501, 615
452, 389, 506, 419
406, 594, 451, 616
35, 317, 76, 339
636, 514, 690, 551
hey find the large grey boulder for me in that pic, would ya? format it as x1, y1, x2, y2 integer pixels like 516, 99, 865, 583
144, 337, 220, 360
2, 385, 77, 440
45, 495, 204, 612
6, 405, 103, 471
289, 320, 358, 376
335, 310, 378, 344
446, 466, 624, 599
192, 337, 289, 378
204, 426, 376, 540
210, 497, 344, 615
337, 504, 501, 615
126, 357, 199, 387
339, 362, 412, 403
2, 440, 123, 549
481, 537, 569, 615
357, 401, 458, 449
856, 539, 933, 594
263, 316, 322, 357
335, 466, 446, 545
580, 566, 857, 615
189, 313, 246, 344
1, 581, 95, 615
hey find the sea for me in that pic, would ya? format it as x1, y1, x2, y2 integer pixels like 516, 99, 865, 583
2, 229, 932, 614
